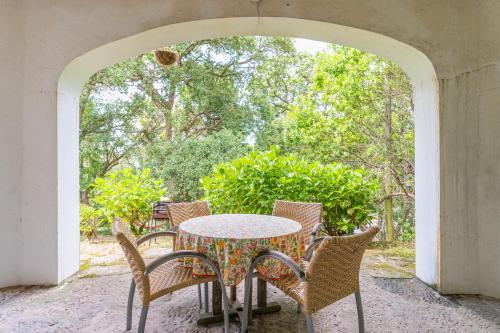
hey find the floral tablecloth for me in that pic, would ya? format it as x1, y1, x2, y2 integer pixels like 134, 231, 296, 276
176, 214, 304, 286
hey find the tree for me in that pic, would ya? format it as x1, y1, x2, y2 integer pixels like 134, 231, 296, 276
142, 129, 250, 201
79, 88, 157, 203
80, 36, 298, 201
264, 46, 414, 240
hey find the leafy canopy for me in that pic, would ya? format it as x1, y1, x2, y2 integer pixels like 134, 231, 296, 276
142, 129, 249, 201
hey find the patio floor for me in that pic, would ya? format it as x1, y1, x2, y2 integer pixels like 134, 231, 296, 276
0, 240, 499, 332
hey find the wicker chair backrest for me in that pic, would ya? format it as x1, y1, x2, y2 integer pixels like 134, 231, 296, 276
304, 226, 379, 314
112, 219, 150, 302
272, 200, 322, 244
167, 201, 211, 228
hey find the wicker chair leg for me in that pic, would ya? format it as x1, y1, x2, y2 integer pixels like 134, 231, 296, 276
126, 279, 135, 330
197, 284, 202, 309
297, 302, 301, 313
355, 290, 365, 333
204, 282, 209, 313
305, 314, 314, 333
138, 306, 149, 333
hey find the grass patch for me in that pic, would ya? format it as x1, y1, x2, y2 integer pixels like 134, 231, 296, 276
92, 259, 124, 267
368, 262, 414, 277
79, 273, 98, 279
369, 241, 415, 260
382, 246, 415, 259
79, 259, 91, 271
370, 262, 400, 272
369, 240, 414, 250
404, 262, 416, 270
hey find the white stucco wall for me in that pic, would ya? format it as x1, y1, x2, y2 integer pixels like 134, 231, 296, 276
0, 0, 499, 297
0, 0, 23, 286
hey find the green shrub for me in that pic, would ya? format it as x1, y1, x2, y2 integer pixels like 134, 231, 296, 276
80, 204, 101, 241
201, 147, 378, 235
93, 168, 165, 235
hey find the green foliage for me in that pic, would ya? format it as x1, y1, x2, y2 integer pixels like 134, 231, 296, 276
79, 38, 415, 241
394, 197, 416, 242
260, 45, 415, 241
93, 168, 165, 235
143, 129, 249, 201
80, 36, 298, 202
201, 147, 378, 235
79, 204, 102, 241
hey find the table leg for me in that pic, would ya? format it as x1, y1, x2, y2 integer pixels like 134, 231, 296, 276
197, 279, 281, 327
212, 281, 222, 315
197, 281, 224, 326
204, 282, 209, 313
248, 281, 253, 322
230, 285, 237, 303
257, 277, 267, 307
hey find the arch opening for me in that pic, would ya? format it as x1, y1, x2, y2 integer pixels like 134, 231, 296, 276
58, 17, 439, 287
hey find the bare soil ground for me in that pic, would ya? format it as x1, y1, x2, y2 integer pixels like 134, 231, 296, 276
0, 238, 499, 332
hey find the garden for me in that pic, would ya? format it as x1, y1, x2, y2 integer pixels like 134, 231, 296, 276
79, 36, 415, 245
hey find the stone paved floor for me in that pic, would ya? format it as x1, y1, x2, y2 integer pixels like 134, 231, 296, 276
1, 240, 499, 332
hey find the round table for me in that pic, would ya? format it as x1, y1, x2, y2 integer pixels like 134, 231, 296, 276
176, 214, 305, 287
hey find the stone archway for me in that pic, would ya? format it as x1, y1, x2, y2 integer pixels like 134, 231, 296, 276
58, 17, 439, 288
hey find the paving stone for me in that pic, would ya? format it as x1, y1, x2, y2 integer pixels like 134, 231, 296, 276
1, 270, 499, 332
1, 239, 496, 332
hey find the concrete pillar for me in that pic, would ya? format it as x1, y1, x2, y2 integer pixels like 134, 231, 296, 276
0, 0, 24, 287
477, 64, 500, 297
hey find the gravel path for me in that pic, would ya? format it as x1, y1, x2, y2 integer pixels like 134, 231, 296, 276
1, 271, 499, 332
0, 241, 499, 332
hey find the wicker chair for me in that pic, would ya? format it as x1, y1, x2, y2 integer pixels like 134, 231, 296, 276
242, 226, 380, 333
167, 200, 211, 229
166, 200, 211, 311
112, 219, 229, 333
272, 200, 323, 246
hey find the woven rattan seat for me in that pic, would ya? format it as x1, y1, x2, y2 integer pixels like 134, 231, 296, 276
257, 258, 309, 304
148, 260, 216, 301
259, 272, 305, 304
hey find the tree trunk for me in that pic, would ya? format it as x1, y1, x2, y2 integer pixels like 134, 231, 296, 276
383, 175, 394, 241
164, 87, 176, 142
81, 189, 90, 205
164, 86, 176, 198
383, 81, 394, 242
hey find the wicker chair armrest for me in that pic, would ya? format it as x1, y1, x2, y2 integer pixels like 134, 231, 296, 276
137, 231, 177, 246
250, 250, 306, 282
305, 236, 326, 261
310, 223, 322, 238
309, 223, 323, 247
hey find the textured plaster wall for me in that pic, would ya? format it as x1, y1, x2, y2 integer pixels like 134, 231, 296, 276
0, 0, 23, 286
0, 0, 499, 297
476, 2, 500, 299
436, 1, 500, 296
